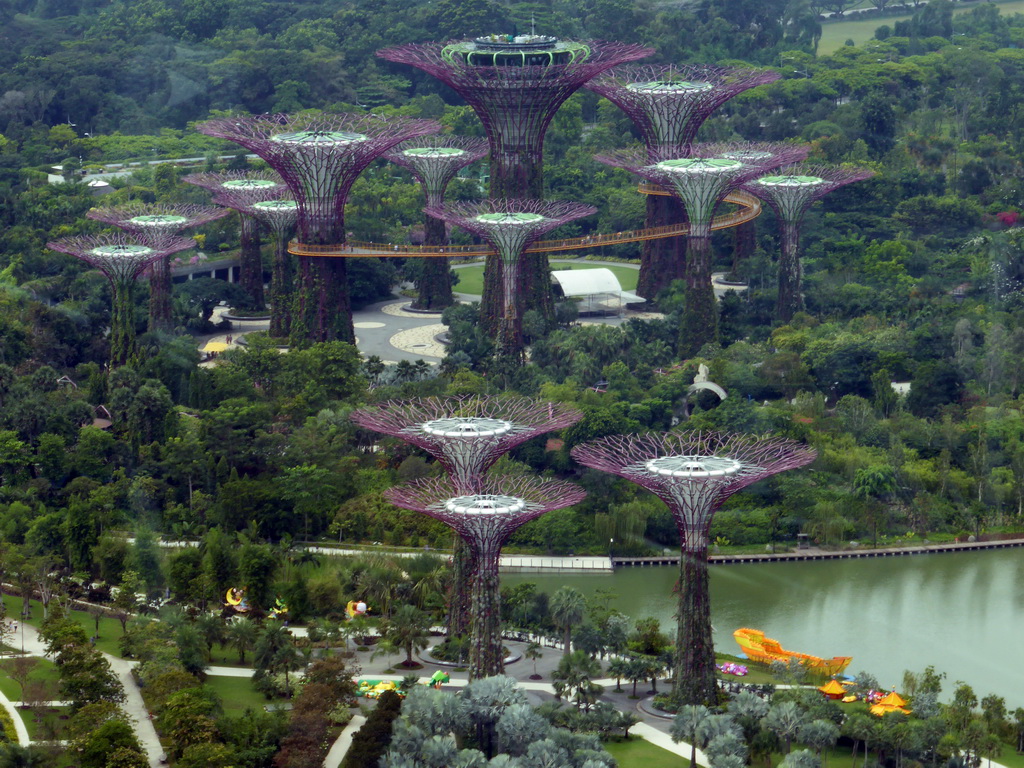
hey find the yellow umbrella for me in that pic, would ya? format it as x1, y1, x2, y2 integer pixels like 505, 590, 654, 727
203, 341, 229, 353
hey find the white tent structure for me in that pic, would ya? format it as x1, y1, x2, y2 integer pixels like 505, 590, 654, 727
550, 267, 642, 315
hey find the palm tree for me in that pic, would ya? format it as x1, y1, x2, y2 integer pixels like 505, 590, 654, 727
781, 749, 822, 768
225, 617, 258, 664
0, 743, 46, 768
384, 604, 431, 667
801, 719, 840, 763
763, 701, 809, 754
843, 713, 876, 768
607, 656, 630, 692
550, 586, 586, 657
372, 638, 399, 670
625, 657, 648, 698
671, 704, 711, 768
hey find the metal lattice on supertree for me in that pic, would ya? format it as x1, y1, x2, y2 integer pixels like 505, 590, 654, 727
744, 165, 875, 323
47, 233, 196, 366
351, 395, 582, 640
571, 431, 816, 705
587, 65, 780, 301
385, 474, 586, 679
86, 202, 230, 332
350, 395, 583, 492
183, 170, 292, 316
378, 37, 651, 334
597, 142, 808, 356
383, 136, 489, 311
424, 199, 594, 363
196, 113, 440, 345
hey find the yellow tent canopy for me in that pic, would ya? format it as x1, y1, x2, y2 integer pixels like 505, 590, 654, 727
878, 691, 907, 708
818, 679, 846, 696
203, 341, 229, 353
870, 703, 910, 716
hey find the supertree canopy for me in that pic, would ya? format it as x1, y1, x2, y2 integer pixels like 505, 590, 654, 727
385, 474, 586, 679
48, 233, 195, 366
571, 431, 816, 706
587, 65, 780, 301
597, 142, 807, 356
350, 395, 583, 492
351, 395, 582, 641
384, 136, 489, 311
183, 170, 293, 315
378, 36, 651, 334
86, 202, 229, 331
424, 199, 594, 364
196, 113, 440, 345
745, 165, 875, 323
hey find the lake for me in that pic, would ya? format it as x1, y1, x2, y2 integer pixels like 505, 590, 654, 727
504, 547, 1024, 707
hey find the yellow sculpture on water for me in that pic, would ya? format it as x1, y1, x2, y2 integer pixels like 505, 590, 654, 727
733, 628, 852, 676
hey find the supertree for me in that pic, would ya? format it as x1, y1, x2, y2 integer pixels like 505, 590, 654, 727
85, 203, 230, 331
378, 36, 651, 333
597, 143, 807, 356
385, 475, 586, 679
571, 431, 816, 705
350, 395, 583, 638
182, 171, 290, 316
587, 65, 780, 301
424, 199, 595, 365
383, 136, 489, 311
47, 233, 196, 366
196, 113, 440, 345
744, 165, 876, 323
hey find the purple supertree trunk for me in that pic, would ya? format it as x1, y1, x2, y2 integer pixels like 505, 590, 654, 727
196, 113, 440, 345
423, 199, 594, 366
571, 431, 816, 705
385, 475, 586, 679
384, 137, 489, 311
378, 39, 651, 332
597, 143, 808, 356
588, 65, 779, 302
86, 203, 230, 332
48, 233, 196, 366
743, 165, 875, 322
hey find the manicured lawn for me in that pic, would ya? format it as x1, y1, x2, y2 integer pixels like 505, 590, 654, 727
605, 736, 686, 768
453, 262, 639, 296
989, 744, 1024, 768
1, 595, 126, 657
204, 675, 278, 717
17, 705, 70, 739
0, 657, 60, 702
818, 0, 1024, 52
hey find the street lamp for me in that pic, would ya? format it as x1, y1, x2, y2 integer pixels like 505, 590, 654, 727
609, 537, 615, 557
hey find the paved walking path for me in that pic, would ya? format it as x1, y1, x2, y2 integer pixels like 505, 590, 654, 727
0, 684, 30, 746
11, 619, 165, 768
323, 714, 365, 768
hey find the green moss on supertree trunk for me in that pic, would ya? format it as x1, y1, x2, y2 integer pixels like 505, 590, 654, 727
638, 194, 687, 301
447, 538, 472, 639
413, 215, 454, 311
776, 221, 803, 323
148, 257, 174, 332
679, 235, 718, 357
269, 238, 293, 338
290, 256, 354, 347
110, 282, 138, 367
469, 555, 505, 680
239, 216, 266, 310
673, 542, 718, 706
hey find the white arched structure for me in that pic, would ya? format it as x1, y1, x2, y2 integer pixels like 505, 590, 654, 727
550, 267, 642, 315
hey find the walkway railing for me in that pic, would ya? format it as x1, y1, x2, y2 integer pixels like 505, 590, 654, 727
287, 190, 762, 258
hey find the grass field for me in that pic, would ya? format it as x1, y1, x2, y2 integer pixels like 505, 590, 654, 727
205, 675, 275, 716
453, 261, 639, 296
819, 0, 1024, 53
1, 594, 125, 657
0, 657, 60, 702
604, 736, 686, 768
